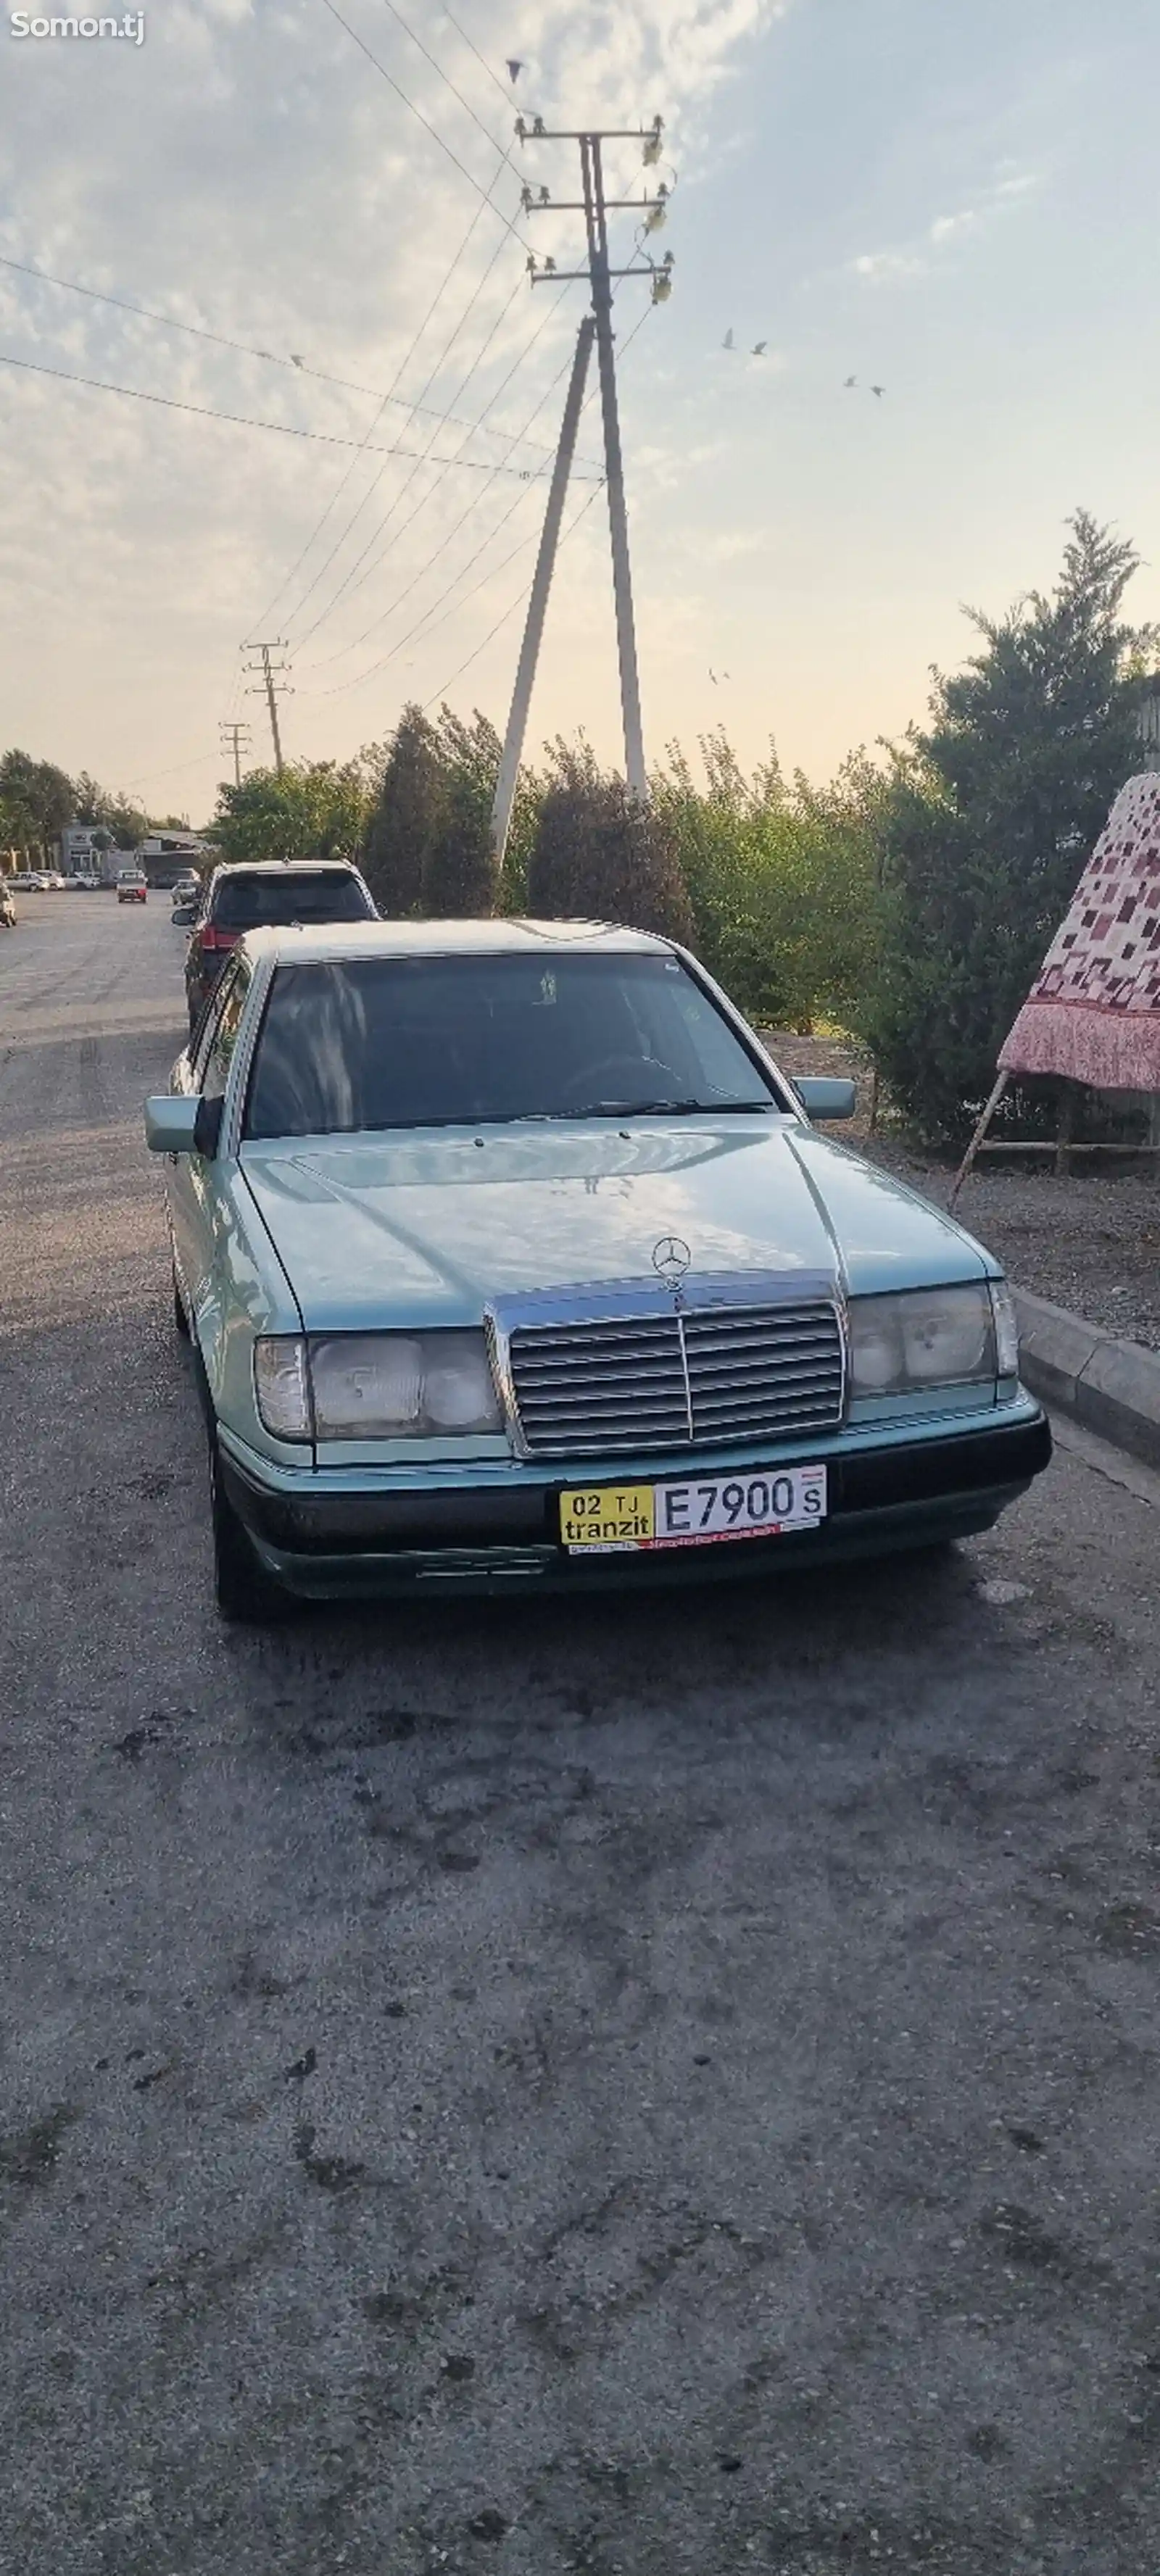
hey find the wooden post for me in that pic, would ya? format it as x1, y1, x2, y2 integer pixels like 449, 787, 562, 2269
948, 1069, 1009, 1210
1054, 1084, 1075, 1176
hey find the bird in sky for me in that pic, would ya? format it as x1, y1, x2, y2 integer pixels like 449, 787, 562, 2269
871, 383, 885, 397
709, 668, 731, 684
722, 329, 735, 351
751, 341, 768, 356
506, 57, 523, 81
290, 354, 305, 369
843, 375, 857, 389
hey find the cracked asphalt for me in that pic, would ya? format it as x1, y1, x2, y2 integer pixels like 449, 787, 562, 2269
3, 894, 1160, 2576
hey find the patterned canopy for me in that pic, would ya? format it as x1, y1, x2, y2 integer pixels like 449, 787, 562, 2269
1000, 770, 1160, 1092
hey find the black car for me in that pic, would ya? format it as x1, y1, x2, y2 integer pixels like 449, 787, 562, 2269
181, 860, 377, 1034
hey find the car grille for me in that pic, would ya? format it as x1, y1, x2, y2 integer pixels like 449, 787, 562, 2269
507, 1297, 845, 1458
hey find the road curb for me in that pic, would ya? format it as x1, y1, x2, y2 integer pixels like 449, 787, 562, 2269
1015, 1286, 1160, 1471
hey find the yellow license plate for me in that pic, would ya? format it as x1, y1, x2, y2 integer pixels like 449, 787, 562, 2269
560, 1485, 656, 1551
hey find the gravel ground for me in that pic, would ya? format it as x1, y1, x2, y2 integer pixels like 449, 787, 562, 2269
764, 1034, 1160, 1353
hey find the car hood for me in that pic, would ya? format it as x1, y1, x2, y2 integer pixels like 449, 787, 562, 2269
239, 1118, 992, 1333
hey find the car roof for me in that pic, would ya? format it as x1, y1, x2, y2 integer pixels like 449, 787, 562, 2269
210, 858, 363, 877
233, 917, 675, 968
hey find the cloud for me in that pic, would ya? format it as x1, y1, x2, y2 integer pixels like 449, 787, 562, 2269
929, 207, 979, 245
852, 166, 1038, 286
852, 250, 927, 282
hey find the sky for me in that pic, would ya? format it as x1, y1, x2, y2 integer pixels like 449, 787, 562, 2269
1, 0, 1159, 824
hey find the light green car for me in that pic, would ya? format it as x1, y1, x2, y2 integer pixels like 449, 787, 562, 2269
144, 918, 1051, 1620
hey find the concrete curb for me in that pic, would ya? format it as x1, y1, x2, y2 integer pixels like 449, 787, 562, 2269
1014, 1286, 1160, 1471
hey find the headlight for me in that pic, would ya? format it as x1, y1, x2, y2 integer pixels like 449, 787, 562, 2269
848, 1284, 998, 1397
254, 1331, 502, 1442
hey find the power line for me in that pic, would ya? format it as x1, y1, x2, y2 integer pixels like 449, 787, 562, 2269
286, 236, 523, 643
0, 247, 570, 460
438, 2, 517, 108
376, 0, 510, 158
275, 0, 534, 640
317, 0, 529, 252
315, 304, 653, 702
303, 482, 546, 696
301, 283, 620, 678
0, 344, 566, 471
421, 481, 605, 712
297, 281, 569, 655
250, 161, 517, 637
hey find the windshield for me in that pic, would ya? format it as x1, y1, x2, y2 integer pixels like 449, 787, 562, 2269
212, 870, 372, 931
244, 952, 782, 1139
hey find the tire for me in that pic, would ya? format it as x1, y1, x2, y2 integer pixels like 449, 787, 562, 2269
173, 1260, 191, 1339
208, 1432, 292, 1625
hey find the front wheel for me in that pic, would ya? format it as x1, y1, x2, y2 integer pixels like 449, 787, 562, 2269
208, 1434, 292, 1625
172, 1260, 191, 1339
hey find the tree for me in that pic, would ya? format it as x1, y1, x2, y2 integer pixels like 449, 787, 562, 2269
421, 761, 498, 916
0, 749, 75, 860
529, 742, 694, 943
862, 512, 1157, 1140
655, 730, 882, 1027
212, 760, 370, 866
361, 705, 444, 915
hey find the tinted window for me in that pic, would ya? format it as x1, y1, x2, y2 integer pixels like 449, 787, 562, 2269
211, 870, 372, 930
244, 953, 780, 1139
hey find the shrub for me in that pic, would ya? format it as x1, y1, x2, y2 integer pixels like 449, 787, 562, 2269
529, 742, 694, 942
361, 705, 442, 915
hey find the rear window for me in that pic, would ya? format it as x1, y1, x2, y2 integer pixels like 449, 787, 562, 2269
211, 870, 373, 931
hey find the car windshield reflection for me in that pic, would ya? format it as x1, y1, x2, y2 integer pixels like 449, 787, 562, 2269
243, 952, 783, 1140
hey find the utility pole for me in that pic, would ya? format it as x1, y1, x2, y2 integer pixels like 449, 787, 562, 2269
218, 719, 252, 789
491, 316, 594, 866
241, 640, 292, 773
521, 117, 671, 805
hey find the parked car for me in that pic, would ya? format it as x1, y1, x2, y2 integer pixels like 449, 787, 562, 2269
173, 870, 200, 901
21, 872, 48, 890
117, 869, 147, 905
0, 884, 16, 928
70, 871, 101, 890
144, 918, 1051, 1622
181, 859, 376, 1036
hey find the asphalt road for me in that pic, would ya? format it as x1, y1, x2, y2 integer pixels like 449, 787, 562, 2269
3, 892, 1160, 2576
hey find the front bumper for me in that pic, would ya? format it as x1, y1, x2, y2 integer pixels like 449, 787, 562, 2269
220, 1403, 1053, 1600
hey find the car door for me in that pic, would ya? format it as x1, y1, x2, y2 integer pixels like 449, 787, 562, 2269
169, 957, 250, 1334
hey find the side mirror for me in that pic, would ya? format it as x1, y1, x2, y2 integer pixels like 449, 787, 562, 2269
171, 902, 197, 926
145, 1095, 199, 1154
144, 1096, 224, 1155
793, 1076, 857, 1122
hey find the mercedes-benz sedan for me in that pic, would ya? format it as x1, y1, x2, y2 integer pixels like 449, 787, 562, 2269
144, 919, 1051, 1620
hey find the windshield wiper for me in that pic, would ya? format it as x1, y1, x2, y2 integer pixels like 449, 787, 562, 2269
569, 1097, 774, 1118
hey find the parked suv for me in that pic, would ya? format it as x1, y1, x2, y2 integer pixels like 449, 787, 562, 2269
183, 859, 377, 1034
